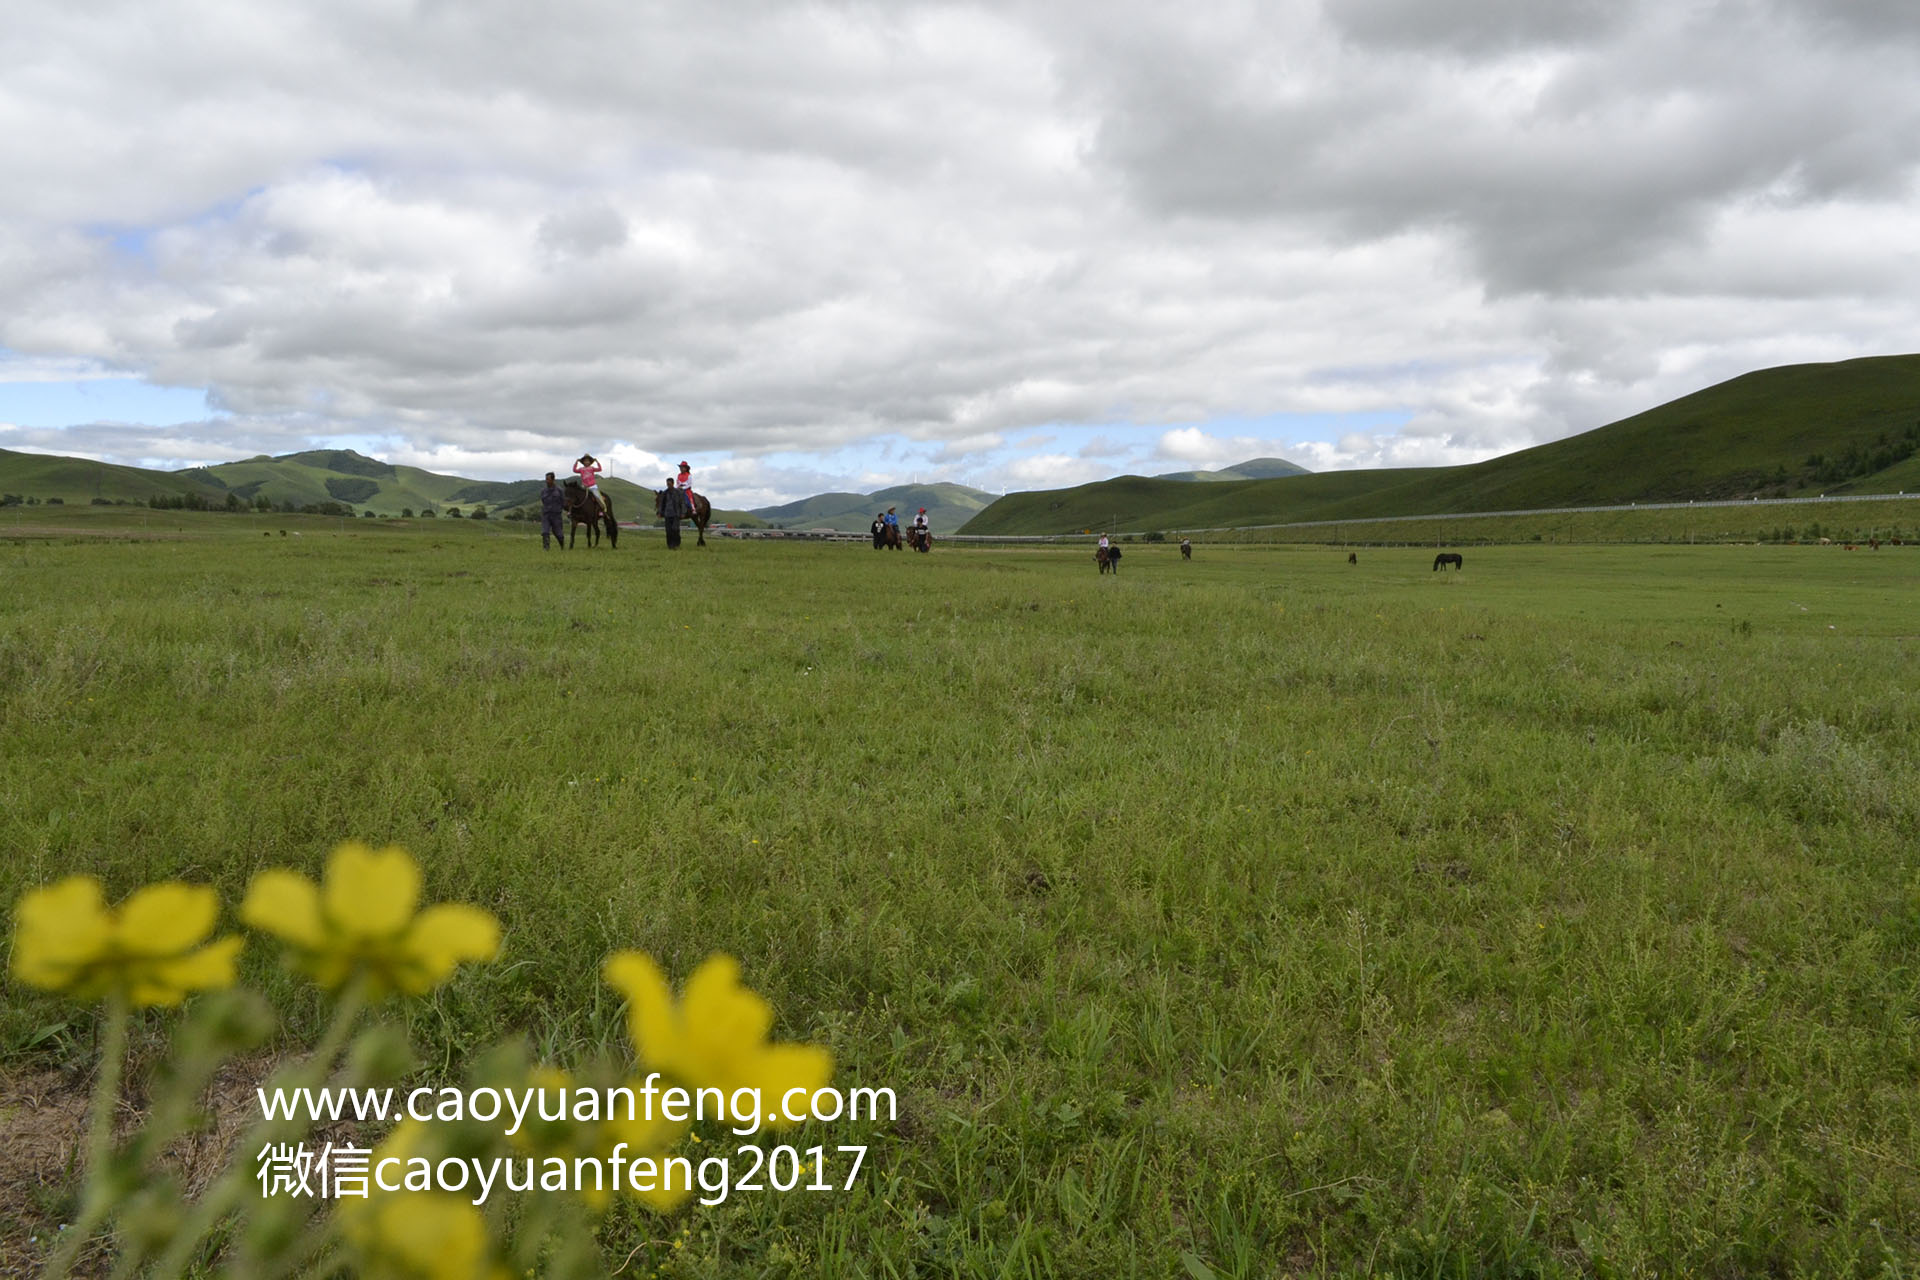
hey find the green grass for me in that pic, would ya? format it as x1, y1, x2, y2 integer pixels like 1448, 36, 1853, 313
4, 513, 1919, 1276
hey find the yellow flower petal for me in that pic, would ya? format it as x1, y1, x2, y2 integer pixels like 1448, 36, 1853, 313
394, 904, 500, 993
604, 951, 682, 1066
324, 843, 420, 940
10, 877, 110, 990
240, 870, 326, 947
130, 934, 244, 1006
115, 882, 217, 957
747, 1043, 836, 1109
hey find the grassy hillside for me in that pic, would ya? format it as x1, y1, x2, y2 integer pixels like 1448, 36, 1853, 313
0, 447, 761, 523
752, 481, 994, 531
0, 448, 227, 506
964, 355, 1920, 534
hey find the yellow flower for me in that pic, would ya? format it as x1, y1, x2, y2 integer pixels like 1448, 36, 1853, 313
341, 1188, 501, 1280
510, 1066, 691, 1212
10, 877, 242, 1007
240, 842, 498, 998
602, 952, 832, 1129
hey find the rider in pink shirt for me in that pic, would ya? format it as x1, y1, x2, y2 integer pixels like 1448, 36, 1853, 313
573, 454, 606, 514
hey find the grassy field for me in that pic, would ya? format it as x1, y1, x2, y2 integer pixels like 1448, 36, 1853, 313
4, 511, 1919, 1276
1186, 497, 1920, 549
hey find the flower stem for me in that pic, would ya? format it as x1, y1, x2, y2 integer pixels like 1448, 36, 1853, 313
44, 993, 130, 1279
151, 977, 369, 1277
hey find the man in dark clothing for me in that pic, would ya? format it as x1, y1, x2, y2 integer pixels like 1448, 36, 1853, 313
662, 476, 683, 549
871, 514, 885, 549
539, 473, 566, 549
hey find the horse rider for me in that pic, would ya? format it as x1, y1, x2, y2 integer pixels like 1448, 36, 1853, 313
911, 507, 930, 548
1098, 531, 1110, 555
677, 460, 694, 515
882, 506, 900, 549
573, 453, 607, 515
539, 472, 566, 549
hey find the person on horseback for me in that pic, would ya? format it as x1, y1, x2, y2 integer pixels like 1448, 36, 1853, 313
911, 507, 930, 551
882, 506, 900, 550
677, 461, 694, 515
573, 453, 607, 516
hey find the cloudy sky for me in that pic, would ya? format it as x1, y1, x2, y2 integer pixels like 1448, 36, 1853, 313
3, 0, 1917, 507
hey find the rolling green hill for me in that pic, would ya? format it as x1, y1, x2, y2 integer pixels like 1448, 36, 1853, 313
750, 482, 995, 532
961, 355, 1920, 534
0, 447, 763, 524
0, 448, 228, 506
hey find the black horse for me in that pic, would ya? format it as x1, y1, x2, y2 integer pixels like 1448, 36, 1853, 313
563, 480, 617, 549
655, 486, 713, 548
1433, 552, 1463, 571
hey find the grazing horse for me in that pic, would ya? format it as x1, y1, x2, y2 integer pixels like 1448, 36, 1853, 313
655, 487, 713, 546
1433, 552, 1463, 571
564, 479, 617, 549
1096, 544, 1121, 574
1348, 551, 1358, 565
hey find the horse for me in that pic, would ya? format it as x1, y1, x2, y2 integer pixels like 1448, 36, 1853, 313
1096, 544, 1121, 574
1181, 540, 1192, 560
1433, 552, 1463, 571
1348, 551, 1358, 565
563, 479, 617, 549
909, 526, 932, 553
882, 521, 902, 550
654, 487, 713, 547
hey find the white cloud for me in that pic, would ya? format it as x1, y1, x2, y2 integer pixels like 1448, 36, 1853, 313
1, 0, 1916, 502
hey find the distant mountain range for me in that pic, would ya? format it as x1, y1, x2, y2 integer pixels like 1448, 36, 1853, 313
1153, 456, 1311, 482
749, 482, 996, 532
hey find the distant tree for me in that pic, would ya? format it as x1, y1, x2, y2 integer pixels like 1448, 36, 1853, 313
225, 493, 244, 512
26, 495, 40, 506
420, 509, 437, 519
469, 506, 487, 520
401, 508, 414, 518
92, 497, 114, 506
362, 510, 376, 518
46, 497, 63, 505
0, 493, 20, 507
447, 507, 463, 518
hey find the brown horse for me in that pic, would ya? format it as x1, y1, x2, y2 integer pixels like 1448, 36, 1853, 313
655, 487, 713, 547
564, 480, 617, 548
909, 527, 932, 552
1096, 544, 1121, 574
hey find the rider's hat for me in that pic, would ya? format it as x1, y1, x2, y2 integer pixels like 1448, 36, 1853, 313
918, 507, 926, 513
678, 460, 690, 469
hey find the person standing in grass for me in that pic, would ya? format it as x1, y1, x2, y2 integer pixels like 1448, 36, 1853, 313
662, 474, 684, 550
573, 453, 606, 515
871, 513, 885, 549
539, 472, 566, 550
